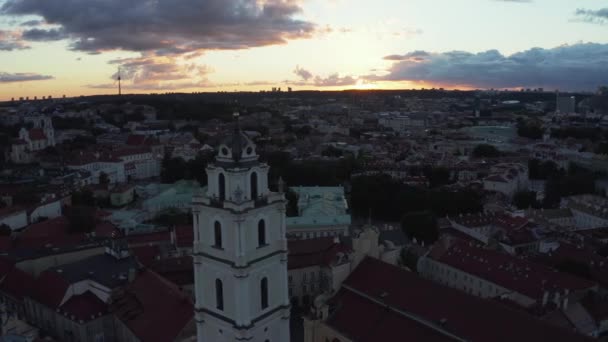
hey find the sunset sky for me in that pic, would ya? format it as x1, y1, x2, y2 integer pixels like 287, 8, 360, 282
0, 0, 607, 100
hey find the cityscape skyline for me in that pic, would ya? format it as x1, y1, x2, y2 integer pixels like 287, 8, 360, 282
1, 0, 608, 100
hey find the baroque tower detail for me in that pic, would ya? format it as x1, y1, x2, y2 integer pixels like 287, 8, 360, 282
193, 114, 291, 342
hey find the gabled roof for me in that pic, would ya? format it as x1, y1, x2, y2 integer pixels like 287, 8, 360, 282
111, 269, 194, 342
59, 291, 107, 323
327, 257, 591, 342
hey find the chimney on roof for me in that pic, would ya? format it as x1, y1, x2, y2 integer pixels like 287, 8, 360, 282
542, 291, 549, 307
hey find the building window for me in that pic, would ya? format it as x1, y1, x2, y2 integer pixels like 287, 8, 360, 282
215, 279, 224, 310
261, 277, 269, 310
214, 221, 223, 248
258, 219, 266, 247
250, 172, 258, 199
288, 276, 293, 284
218, 173, 226, 201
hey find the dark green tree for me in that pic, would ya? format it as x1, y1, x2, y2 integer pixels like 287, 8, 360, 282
66, 206, 96, 234
472, 144, 501, 158
513, 191, 538, 209
401, 211, 438, 244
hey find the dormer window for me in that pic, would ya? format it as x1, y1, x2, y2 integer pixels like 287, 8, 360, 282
221, 147, 229, 156
246, 147, 253, 155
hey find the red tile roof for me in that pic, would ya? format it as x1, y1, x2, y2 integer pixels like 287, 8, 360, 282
130, 245, 160, 267
126, 135, 146, 146
111, 269, 194, 342
28, 128, 47, 141
174, 225, 193, 248
127, 231, 171, 246
329, 257, 591, 342
429, 241, 596, 300
0, 257, 15, 277
150, 256, 194, 286
32, 270, 70, 308
0, 267, 35, 300
59, 291, 107, 323
288, 237, 350, 270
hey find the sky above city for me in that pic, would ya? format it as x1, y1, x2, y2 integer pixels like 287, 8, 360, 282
0, 0, 607, 100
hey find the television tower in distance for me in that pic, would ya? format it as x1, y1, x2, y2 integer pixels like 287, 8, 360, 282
117, 67, 122, 96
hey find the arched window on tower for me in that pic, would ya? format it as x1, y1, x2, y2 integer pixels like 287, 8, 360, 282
218, 173, 226, 201
214, 221, 222, 248
250, 172, 258, 200
258, 219, 266, 247
215, 279, 224, 310
261, 277, 269, 310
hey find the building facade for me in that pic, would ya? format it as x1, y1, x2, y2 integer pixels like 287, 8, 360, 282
192, 116, 290, 342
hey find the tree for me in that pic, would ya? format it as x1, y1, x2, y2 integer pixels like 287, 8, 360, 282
99, 172, 110, 186
321, 146, 343, 158
528, 159, 562, 180
513, 191, 538, 209
423, 166, 451, 188
401, 211, 438, 244
285, 189, 299, 217
555, 259, 593, 280
66, 206, 96, 234
472, 144, 500, 158
72, 189, 96, 207
517, 121, 543, 139
400, 247, 419, 272
0, 224, 12, 236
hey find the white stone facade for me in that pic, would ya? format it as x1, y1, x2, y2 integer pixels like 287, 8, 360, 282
192, 120, 290, 342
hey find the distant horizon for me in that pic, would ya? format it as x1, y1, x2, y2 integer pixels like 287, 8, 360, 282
0, 86, 600, 104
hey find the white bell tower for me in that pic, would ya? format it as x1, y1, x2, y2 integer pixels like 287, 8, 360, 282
193, 113, 290, 342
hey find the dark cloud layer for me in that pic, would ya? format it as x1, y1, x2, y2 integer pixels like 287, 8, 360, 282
1, 0, 315, 54
0, 72, 53, 82
22, 28, 67, 41
376, 43, 608, 91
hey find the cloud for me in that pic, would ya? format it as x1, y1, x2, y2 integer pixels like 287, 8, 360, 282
383, 51, 430, 61
294, 65, 313, 81
0, 30, 29, 50
1, 0, 316, 54
0, 72, 53, 82
19, 19, 42, 26
575, 8, 608, 24
87, 55, 214, 90
374, 43, 608, 91
292, 66, 357, 87
311, 74, 357, 87
22, 28, 67, 41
